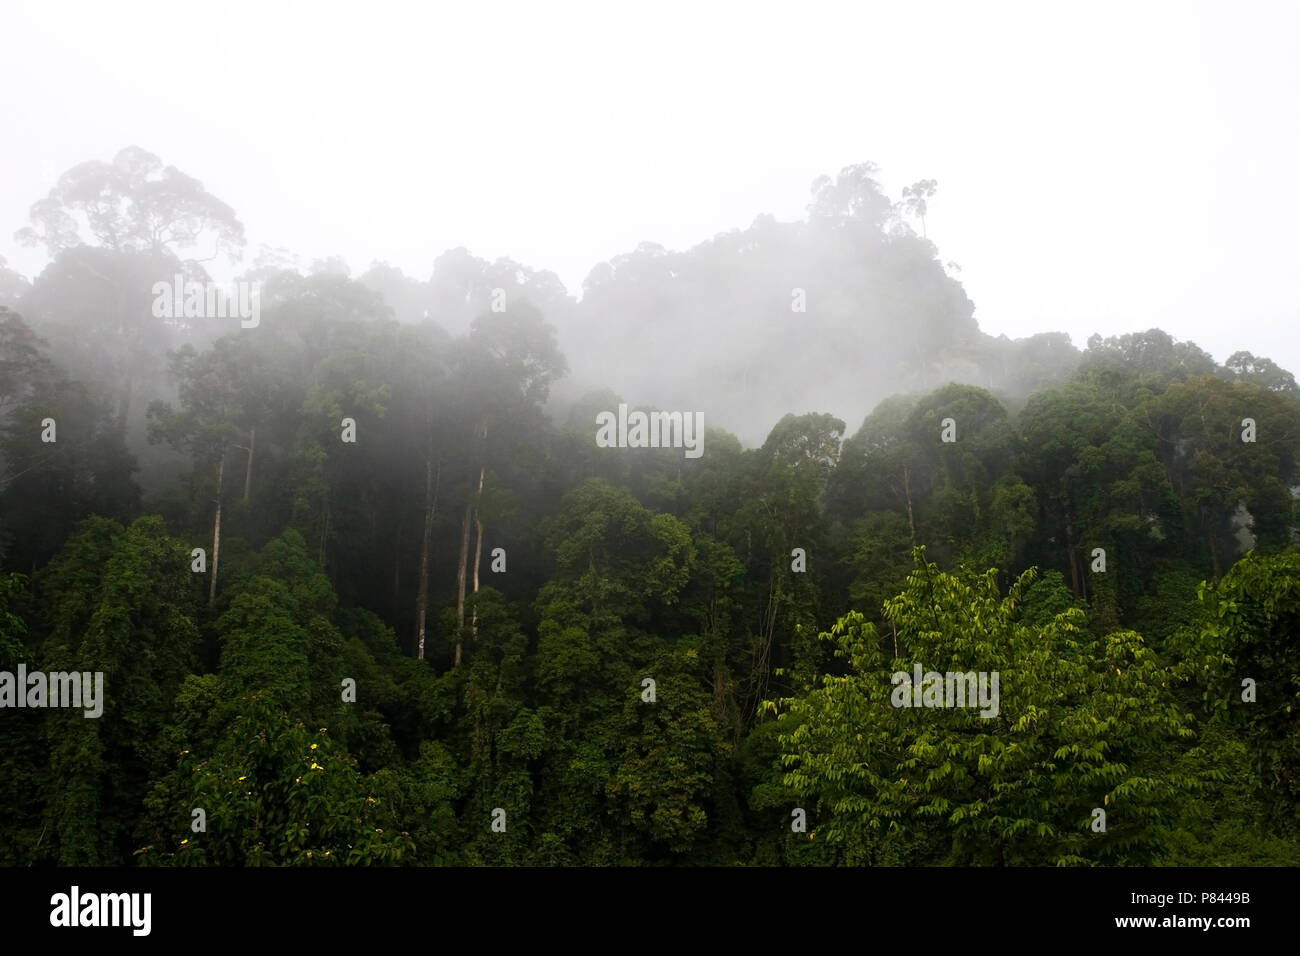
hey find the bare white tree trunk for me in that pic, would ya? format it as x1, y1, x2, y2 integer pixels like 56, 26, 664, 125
209, 453, 224, 606
470, 466, 484, 640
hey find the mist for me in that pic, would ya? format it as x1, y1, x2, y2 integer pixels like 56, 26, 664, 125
3, 0, 1300, 893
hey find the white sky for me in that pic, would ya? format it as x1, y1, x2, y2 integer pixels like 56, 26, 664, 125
2, 0, 1298, 369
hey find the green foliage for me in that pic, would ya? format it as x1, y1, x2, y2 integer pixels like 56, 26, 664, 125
36, 516, 202, 863
1172, 549, 1300, 827
3, 182, 1298, 866
770, 549, 1200, 865
608, 640, 724, 855
139, 690, 415, 865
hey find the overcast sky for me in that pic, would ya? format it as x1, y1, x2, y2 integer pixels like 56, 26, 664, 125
3, 0, 1297, 370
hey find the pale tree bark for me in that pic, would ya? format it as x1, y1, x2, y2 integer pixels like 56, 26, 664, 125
454, 421, 488, 666
209, 452, 224, 606
751, 574, 780, 719
455, 497, 472, 667
470, 476, 484, 640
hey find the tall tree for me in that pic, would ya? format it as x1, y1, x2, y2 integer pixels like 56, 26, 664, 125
769, 550, 1202, 865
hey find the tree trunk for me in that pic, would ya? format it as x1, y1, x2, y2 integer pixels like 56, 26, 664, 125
242, 425, 255, 503
415, 453, 440, 660
455, 497, 472, 667
470, 468, 485, 640
454, 421, 488, 666
751, 575, 780, 718
209, 452, 224, 606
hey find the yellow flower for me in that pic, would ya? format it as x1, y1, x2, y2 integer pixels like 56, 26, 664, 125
181, 839, 188, 845
310, 744, 317, 751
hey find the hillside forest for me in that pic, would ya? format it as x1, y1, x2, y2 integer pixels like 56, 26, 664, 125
1, 150, 1298, 866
